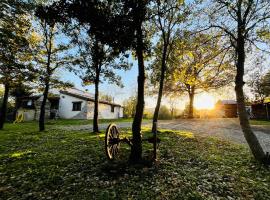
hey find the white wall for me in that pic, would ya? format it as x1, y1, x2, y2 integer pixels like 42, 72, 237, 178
17, 109, 35, 121
99, 104, 121, 119
119, 107, 123, 118
86, 101, 123, 119
58, 93, 123, 119
58, 94, 88, 119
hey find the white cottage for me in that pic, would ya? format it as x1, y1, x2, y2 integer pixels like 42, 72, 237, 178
17, 88, 123, 120
58, 88, 123, 119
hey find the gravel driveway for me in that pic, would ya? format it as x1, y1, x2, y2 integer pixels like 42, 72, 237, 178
56, 118, 270, 153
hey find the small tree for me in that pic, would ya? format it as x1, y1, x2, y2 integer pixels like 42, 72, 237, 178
69, 25, 130, 133
158, 105, 171, 120
168, 95, 178, 119
205, 0, 270, 163
261, 71, 270, 98
247, 66, 267, 103
0, 0, 34, 129
123, 95, 137, 118
150, 0, 186, 133
100, 94, 113, 103
35, 6, 72, 131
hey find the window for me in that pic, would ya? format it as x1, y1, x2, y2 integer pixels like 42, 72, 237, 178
21, 99, 34, 109
111, 105, 115, 113
27, 100, 32, 106
72, 102, 82, 111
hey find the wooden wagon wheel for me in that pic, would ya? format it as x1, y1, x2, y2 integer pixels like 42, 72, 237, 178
105, 124, 120, 160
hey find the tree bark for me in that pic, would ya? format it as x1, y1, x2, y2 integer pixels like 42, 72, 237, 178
188, 87, 195, 119
39, 83, 49, 131
235, 34, 267, 162
152, 43, 168, 133
0, 83, 10, 130
93, 67, 100, 133
130, 22, 145, 163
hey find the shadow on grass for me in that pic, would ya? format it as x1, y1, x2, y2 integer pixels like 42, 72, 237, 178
1, 125, 270, 199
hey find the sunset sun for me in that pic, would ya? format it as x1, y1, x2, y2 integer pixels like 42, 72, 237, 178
194, 93, 215, 110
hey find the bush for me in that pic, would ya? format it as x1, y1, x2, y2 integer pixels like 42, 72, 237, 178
158, 105, 171, 120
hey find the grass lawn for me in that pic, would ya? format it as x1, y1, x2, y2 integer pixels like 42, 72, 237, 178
45, 118, 136, 126
0, 122, 270, 199
250, 119, 270, 126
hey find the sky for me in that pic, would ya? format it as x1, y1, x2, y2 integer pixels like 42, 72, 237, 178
52, 0, 270, 111
59, 63, 139, 105
57, 55, 239, 111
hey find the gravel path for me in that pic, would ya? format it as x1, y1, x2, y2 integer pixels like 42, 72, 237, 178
56, 118, 270, 153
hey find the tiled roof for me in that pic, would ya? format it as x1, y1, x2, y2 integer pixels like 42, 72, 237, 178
60, 88, 122, 107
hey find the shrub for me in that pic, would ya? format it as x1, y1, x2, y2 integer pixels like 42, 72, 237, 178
158, 105, 171, 120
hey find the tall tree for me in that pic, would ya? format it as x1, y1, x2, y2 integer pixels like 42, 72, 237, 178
150, 0, 186, 132
69, 25, 129, 133
205, 0, 270, 163
173, 34, 233, 118
128, 0, 150, 163
47, 0, 150, 162
0, 0, 34, 129
35, 6, 72, 131
160, 33, 233, 118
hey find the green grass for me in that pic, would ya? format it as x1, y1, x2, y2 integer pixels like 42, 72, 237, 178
44, 118, 150, 126
0, 123, 270, 199
250, 119, 270, 126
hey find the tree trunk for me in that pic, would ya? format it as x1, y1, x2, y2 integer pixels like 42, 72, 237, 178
235, 35, 267, 163
130, 22, 145, 163
152, 43, 168, 133
0, 83, 10, 130
188, 87, 195, 119
39, 83, 49, 131
93, 69, 100, 133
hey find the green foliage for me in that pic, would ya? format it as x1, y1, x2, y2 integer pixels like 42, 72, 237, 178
0, 0, 35, 86
158, 105, 171, 120
100, 93, 113, 103
248, 68, 270, 102
34, 6, 73, 90
67, 25, 130, 88
165, 33, 234, 95
45, 118, 136, 126
143, 110, 153, 119
123, 96, 137, 118
0, 122, 270, 199
261, 71, 270, 97
148, 0, 189, 90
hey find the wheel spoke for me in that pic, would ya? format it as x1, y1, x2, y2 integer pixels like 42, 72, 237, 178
108, 145, 113, 157
105, 124, 120, 160
112, 146, 116, 157
112, 126, 116, 138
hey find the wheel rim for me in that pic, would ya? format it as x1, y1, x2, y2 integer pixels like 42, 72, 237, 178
105, 124, 120, 160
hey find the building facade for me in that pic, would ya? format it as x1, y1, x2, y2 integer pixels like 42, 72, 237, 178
17, 88, 123, 121
215, 100, 238, 118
